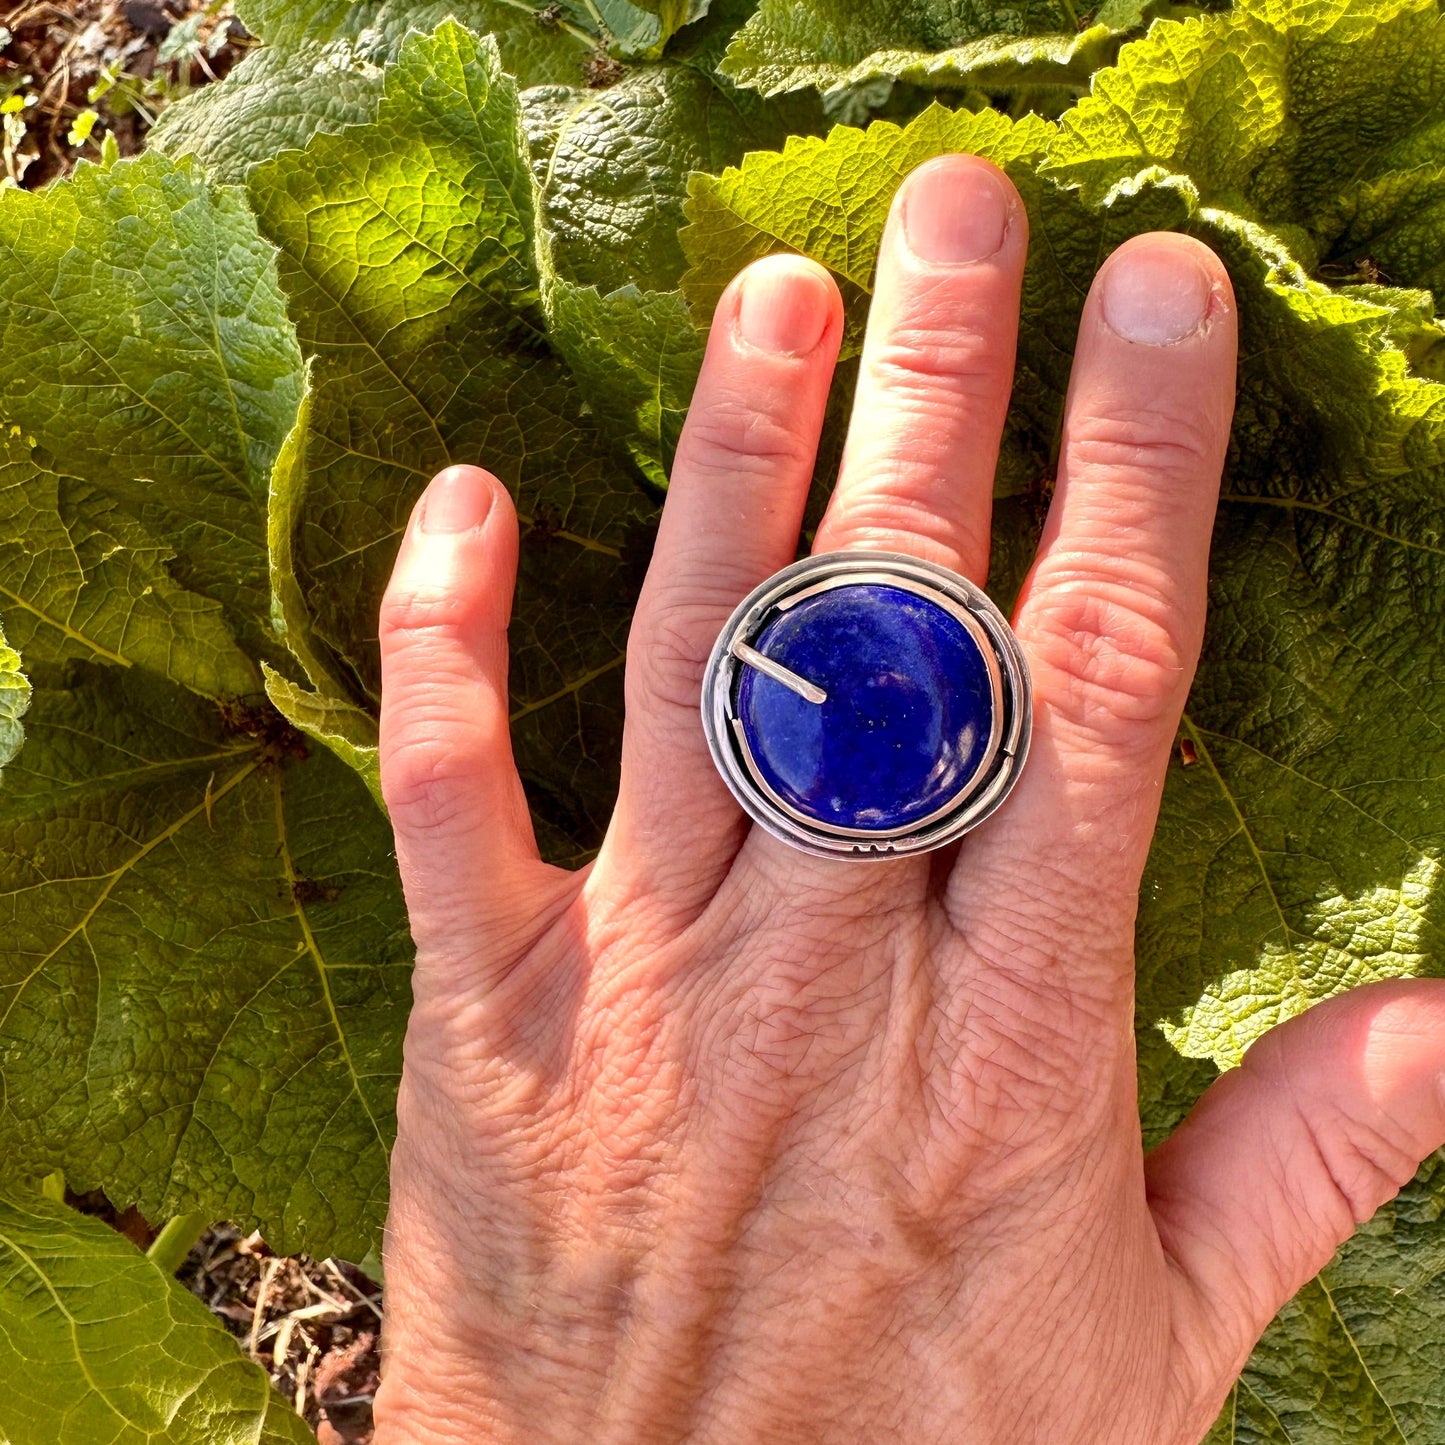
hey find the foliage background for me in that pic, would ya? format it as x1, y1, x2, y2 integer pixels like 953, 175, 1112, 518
3, 0, 1445, 1440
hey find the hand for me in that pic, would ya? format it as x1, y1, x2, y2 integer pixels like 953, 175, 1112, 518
369, 155, 1445, 1445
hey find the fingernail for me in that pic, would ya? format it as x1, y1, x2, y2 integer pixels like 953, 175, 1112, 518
736, 259, 832, 354
1101, 245, 1213, 345
419, 467, 495, 534
901, 159, 1011, 264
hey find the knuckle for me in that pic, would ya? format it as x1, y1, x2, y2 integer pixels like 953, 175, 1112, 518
1298, 1095, 1422, 1226
1066, 404, 1216, 484
381, 717, 498, 835
628, 604, 715, 714
824, 486, 988, 567
1025, 578, 1194, 735
382, 756, 474, 836
679, 393, 816, 481
871, 316, 1000, 404
380, 581, 476, 639
631, 553, 776, 714
1246, 1027, 1427, 1229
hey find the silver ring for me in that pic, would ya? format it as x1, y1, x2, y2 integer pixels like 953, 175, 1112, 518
700, 550, 1032, 859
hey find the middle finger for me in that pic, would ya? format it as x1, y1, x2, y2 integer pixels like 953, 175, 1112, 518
812, 152, 1028, 583
736, 154, 1029, 893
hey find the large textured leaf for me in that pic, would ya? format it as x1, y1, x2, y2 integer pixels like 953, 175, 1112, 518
263, 383, 384, 803
593, 0, 714, 57
539, 59, 825, 294
681, 100, 1445, 1436
1045, 0, 1445, 294
149, 43, 385, 186
543, 283, 703, 489
249, 23, 657, 857
0, 662, 409, 1260
0, 134, 407, 1266
717, 0, 1165, 101
0, 151, 303, 662
529, 47, 822, 470
0, 1192, 312, 1445
234, 0, 602, 85
0, 429, 258, 700
155, 0, 611, 185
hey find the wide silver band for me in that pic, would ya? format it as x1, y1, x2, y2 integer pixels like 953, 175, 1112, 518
700, 550, 1032, 860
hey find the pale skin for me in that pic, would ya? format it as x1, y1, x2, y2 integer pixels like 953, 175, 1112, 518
370, 155, 1445, 1444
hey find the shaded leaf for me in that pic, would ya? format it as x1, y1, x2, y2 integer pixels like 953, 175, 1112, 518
540, 59, 825, 294
234, 0, 601, 86
150, 41, 385, 186
542, 282, 703, 487
263, 665, 382, 810
157, 0, 614, 185
0, 663, 409, 1260
0, 427, 258, 701
0, 151, 303, 663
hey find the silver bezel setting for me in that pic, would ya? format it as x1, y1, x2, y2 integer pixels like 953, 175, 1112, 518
700, 550, 1032, 860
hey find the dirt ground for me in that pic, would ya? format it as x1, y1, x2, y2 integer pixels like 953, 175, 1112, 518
0, 0, 249, 186
12, 5, 386, 1436
74, 1188, 382, 1443
180, 1225, 382, 1444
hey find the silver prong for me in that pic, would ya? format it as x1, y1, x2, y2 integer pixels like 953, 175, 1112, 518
730, 639, 827, 704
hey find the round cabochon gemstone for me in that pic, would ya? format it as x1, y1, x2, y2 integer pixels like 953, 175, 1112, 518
735, 582, 995, 832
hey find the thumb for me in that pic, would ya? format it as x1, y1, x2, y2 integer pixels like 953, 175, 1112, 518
1145, 978, 1445, 1367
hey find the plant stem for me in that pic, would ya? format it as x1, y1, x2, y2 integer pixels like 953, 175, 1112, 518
146, 1212, 211, 1274
39, 1170, 65, 1203
577, 0, 616, 44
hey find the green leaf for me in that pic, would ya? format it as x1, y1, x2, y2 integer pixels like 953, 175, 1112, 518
0, 151, 304, 663
263, 381, 385, 801
1221, 1157, 1445, 1441
234, 0, 603, 86
0, 427, 259, 700
263, 664, 383, 809
594, 0, 711, 56
155, 0, 615, 185
149, 42, 386, 185
0, 663, 409, 1260
717, 0, 1172, 100
540, 60, 826, 295
543, 283, 703, 488
248, 22, 657, 853
594, 0, 666, 55
0, 1192, 313, 1445
1045, 0, 1445, 295
0, 618, 26, 776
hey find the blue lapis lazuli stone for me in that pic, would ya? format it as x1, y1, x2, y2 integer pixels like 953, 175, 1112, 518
735, 582, 994, 832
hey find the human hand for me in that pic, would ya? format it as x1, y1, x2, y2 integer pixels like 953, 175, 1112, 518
369, 154, 1445, 1444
